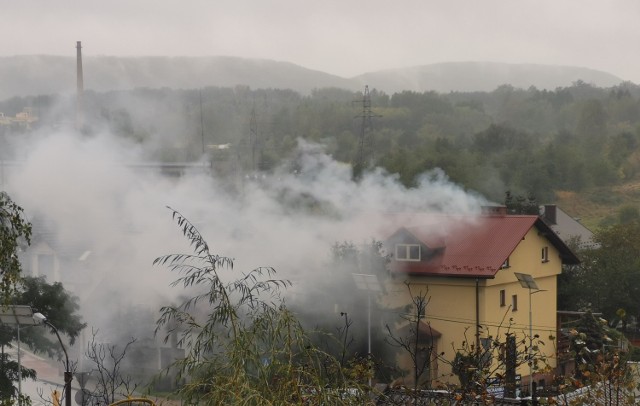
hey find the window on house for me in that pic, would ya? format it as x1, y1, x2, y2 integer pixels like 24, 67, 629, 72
501, 257, 510, 269
396, 244, 421, 261
512, 295, 518, 311
541, 246, 549, 263
500, 290, 506, 307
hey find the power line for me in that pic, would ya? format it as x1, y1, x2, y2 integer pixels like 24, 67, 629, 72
378, 307, 559, 333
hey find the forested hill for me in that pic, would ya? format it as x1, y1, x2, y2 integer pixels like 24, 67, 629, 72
0, 55, 354, 100
354, 62, 623, 94
0, 55, 625, 100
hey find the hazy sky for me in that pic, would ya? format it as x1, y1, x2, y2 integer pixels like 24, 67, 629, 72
2, 0, 639, 81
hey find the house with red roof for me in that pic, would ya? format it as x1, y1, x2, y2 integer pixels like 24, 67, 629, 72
382, 206, 579, 392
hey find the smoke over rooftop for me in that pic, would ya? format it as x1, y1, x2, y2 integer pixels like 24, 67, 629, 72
1, 125, 487, 348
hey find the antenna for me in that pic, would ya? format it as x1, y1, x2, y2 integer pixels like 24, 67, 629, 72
353, 85, 381, 178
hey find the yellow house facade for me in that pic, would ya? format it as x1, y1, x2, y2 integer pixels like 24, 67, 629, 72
382, 207, 579, 391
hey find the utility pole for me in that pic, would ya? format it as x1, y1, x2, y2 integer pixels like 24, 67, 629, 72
353, 85, 381, 178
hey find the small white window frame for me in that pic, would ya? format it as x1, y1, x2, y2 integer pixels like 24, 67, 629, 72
396, 244, 421, 261
541, 246, 549, 263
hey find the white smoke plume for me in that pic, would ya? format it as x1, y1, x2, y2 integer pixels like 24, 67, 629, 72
1, 127, 487, 345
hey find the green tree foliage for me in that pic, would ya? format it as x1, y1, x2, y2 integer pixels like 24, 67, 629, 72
570, 311, 608, 376
16, 276, 86, 352
11, 81, 640, 204
0, 192, 32, 297
0, 355, 36, 405
154, 208, 370, 405
559, 221, 640, 322
618, 205, 640, 224
0, 193, 84, 404
576, 99, 608, 142
0, 276, 85, 404
504, 191, 539, 215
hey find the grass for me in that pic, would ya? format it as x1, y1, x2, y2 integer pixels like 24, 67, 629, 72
553, 180, 640, 231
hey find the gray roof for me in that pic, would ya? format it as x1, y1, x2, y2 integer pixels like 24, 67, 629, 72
540, 205, 598, 249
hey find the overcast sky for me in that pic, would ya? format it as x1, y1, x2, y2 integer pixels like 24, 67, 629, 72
1, 0, 639, 82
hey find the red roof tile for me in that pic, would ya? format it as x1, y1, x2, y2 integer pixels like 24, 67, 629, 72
387, 213, 579, 278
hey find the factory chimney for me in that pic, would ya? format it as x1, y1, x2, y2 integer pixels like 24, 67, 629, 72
76, 41, 84, 131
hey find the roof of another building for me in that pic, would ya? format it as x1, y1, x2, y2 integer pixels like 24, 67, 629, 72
539, 205, 597, 249
387, 212, 580, 278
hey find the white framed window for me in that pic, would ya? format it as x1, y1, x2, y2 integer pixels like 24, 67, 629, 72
512, 295, 518, 311
541, 246, 549, 263
500, 290, 506, 307
396, 244, 421, 261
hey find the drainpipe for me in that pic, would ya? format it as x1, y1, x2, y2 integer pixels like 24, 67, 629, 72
475, 278, 480, 352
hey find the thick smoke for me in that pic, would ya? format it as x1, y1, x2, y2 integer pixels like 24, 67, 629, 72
1, 126, 487, 353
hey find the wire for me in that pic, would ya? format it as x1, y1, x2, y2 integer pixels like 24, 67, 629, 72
378, 307, 560, 334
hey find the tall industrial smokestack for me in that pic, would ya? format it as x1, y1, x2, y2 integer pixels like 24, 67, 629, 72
76, 41, 84, 131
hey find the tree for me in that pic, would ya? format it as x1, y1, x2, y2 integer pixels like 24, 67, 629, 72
0, 354, 36, 405
0, 276, 86, 405
385, 283, 437, 397
444, 316, 549, 402
0, 193, 85, 405
154, 208, 370, 405
570, 311, 607, 378
504, 191, 539, 215
83, 329, 138, 406
567, 221, 640, 321
17, 276, 85, 353
559, 311, 637, 406
575, 99, 609, 165
0, 192, 31, 298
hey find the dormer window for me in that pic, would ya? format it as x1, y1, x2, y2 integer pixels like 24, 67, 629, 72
396, 244, 421, 261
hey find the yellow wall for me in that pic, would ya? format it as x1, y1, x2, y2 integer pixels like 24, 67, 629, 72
384, 227, 563, 386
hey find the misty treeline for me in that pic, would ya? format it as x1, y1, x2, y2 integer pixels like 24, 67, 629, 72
4, 80, 640, 203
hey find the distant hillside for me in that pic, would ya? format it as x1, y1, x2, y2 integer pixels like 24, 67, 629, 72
0, 56, 626, 100
0, 55, 356, 100
353, 62, 624, 93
